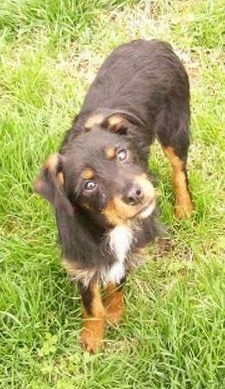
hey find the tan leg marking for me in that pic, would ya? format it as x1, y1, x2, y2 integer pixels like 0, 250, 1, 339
103, 283, 124, 325
80, 281, 106, 353
163, 146, 194, 218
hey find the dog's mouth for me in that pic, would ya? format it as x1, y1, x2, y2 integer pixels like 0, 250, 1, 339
133, 197, 156, 220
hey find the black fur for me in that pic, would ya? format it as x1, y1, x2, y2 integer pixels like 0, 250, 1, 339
35, 39, 192, 349
51, 39, 190, 275
63, 39, 190, 161
56, 127, 159, 270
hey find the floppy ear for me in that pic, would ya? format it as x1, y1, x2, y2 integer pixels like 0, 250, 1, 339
103, 109, 145, 132
102, 113, 128, 134
34, 153, 74, 216
84, 109, 145, 134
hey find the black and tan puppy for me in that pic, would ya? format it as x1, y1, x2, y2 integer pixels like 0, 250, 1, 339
35, 39, 193, 352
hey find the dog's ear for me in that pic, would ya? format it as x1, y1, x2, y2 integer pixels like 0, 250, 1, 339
84, 109, 144, 134
34, 153, 74, 215
102, 113, 128, 135
103, 110, 144, 134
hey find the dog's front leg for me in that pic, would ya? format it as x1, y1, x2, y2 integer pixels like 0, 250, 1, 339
103, 279, 125, 325
78, 279, 106, 353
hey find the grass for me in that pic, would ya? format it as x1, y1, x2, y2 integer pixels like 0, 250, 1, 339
1, 0, 225, 387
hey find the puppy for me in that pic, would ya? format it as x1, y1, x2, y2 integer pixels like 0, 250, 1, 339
35, 39, 193, 353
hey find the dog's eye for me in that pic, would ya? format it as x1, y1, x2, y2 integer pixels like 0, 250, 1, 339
84, 181, 97, 191
117, 148, 127, 161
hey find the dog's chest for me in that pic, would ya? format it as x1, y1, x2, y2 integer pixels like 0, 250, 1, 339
101, 225, 133, 284
109, 225, 133, 263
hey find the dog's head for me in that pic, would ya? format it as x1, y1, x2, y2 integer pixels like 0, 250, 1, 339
34, 112, 156, 227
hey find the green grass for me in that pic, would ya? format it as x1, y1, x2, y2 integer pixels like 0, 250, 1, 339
1, 0, 225, 387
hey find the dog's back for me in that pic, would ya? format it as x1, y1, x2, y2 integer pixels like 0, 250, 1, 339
75, 39, 189, 132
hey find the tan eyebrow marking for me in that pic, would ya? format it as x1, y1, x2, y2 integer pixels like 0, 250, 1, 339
104, 145, 116, 159
81, 168, 95, 180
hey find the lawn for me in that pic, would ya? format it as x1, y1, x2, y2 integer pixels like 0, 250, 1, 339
0, 0, 225, 388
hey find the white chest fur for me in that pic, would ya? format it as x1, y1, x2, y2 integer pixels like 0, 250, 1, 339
101, 225, 133, 284
109, 225, 133, 262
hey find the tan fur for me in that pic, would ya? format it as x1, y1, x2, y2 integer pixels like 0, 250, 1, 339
163, 146, 194, 218
44, 153, 59, 172
103, 283, 124, 325
104, 145, 116, 159
84, 113, 105, 129
80, 281, 106, 353
85, 111, 127, 133
134, 173, 155, 198
57, 172, 64, 186
63, 257, 107, 352
102, 174, 155, 224
107, 115, 125, 132
81, 168, 95, 180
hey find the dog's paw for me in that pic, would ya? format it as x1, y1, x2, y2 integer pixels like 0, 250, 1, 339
80, 320, 105, 353
80, 329, 102, 353
175, 202, 194, 219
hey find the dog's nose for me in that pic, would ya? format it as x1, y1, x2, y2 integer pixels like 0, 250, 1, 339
126, 184, 144, 205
